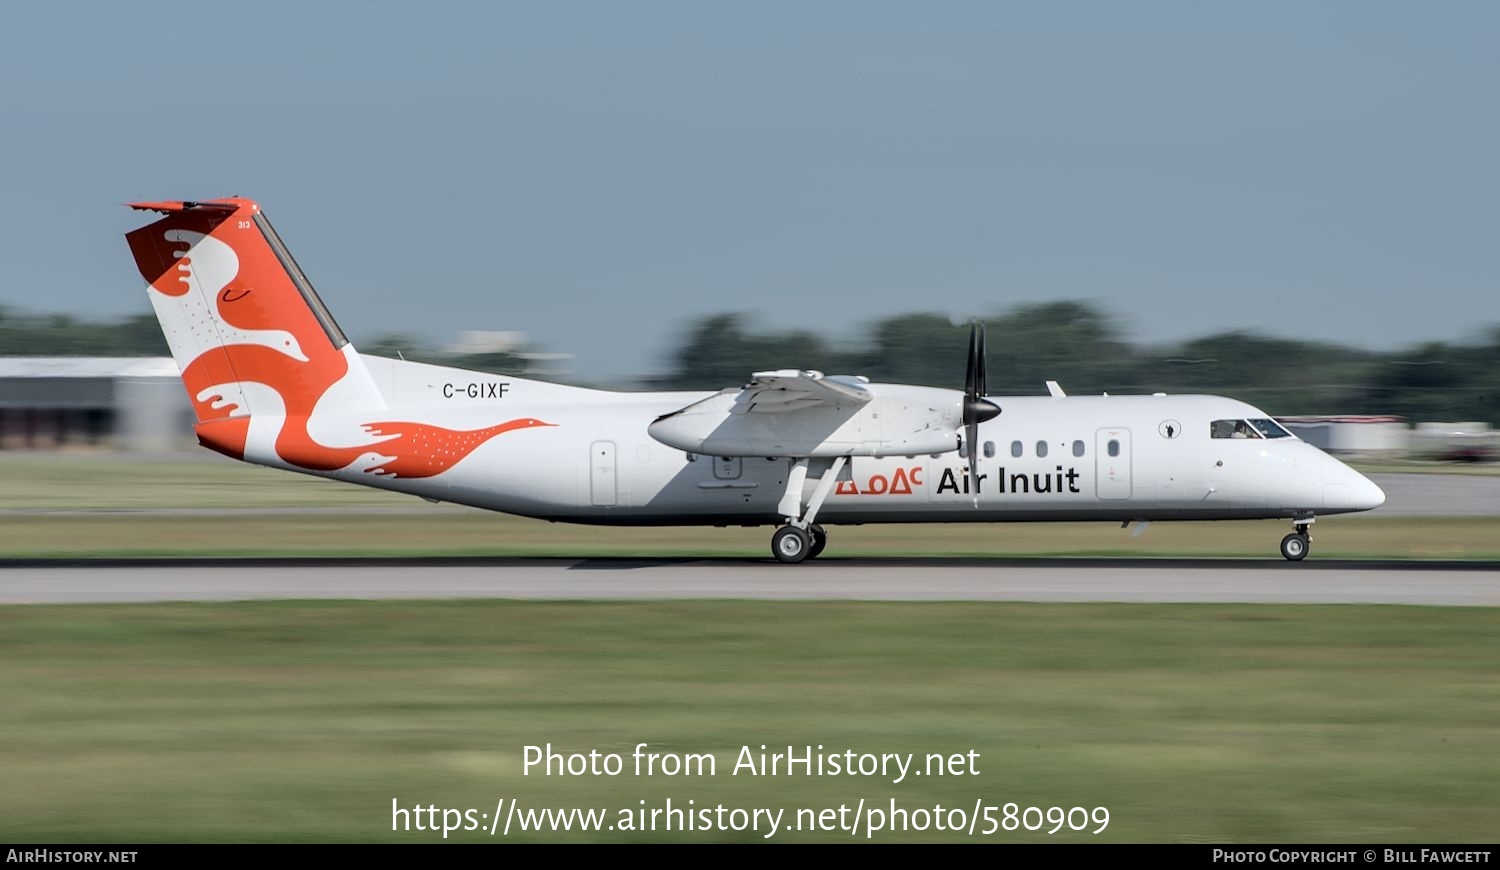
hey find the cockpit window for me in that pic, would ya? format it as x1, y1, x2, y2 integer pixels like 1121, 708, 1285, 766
1211, 419, 1262, 439
1248, 418, 1292, 439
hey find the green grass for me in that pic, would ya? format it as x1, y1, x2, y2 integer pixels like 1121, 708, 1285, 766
2, 513, 1499, 560
0, 600, 1495, 842
0, 452, 413, 510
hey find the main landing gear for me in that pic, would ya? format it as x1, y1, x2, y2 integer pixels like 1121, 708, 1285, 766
1279, 517, 1314, 561
771, 457, 843, 563
772, 525, 827, 563
808, 524, 828, 559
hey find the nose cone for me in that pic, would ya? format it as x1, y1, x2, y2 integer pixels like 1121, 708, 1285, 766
1320, 457, 1386, 513
1351, 472, 1386, 511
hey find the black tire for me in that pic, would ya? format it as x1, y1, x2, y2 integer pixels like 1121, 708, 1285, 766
808, 524, 828, 559
1280, 533, 1310, 561
772, 526, 813, 564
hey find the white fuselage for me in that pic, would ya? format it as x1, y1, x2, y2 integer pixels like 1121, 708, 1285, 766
244, 356, 1384, 527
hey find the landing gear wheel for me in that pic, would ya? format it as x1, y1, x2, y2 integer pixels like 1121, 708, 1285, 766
1280, 533, 1310, 561
772, 526, 813, 564
808, 525, 828, 559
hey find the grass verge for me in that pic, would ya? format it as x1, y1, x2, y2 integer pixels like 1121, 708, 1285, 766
0, 600, 1495, 842
2, 513, 1500, 560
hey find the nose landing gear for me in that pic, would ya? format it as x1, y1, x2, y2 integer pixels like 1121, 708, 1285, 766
1280, 517, 1313, 561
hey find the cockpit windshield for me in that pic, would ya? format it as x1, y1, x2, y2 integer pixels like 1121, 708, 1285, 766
1211, 419, 1258, 439
1211, 418, 1294, 439
1247, 418, 1292, 439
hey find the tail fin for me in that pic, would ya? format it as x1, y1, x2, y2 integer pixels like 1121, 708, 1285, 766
125, 197, 385, 458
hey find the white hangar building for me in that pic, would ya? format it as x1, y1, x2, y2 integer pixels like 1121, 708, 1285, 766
1276, 415, 1410, 456
0, 357, 191, 452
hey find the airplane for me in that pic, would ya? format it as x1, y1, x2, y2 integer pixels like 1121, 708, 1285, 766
123, 197, 1386, 563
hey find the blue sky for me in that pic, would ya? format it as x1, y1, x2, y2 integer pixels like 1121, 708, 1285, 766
1, 2, 1496, 380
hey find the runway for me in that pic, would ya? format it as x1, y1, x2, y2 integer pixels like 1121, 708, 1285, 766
3, 557, 1498, 606
1368, 473, 1500, 516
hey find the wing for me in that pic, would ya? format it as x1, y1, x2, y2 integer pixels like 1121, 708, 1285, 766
649, 372, 959, 458
731, 369, 872, 413
648, 370, 871, 456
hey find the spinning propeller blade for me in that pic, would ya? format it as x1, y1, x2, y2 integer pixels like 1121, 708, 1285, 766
962, 323, 1001, 499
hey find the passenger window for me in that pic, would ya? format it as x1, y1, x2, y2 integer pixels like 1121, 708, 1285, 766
1072, 440, 1085, 457
959, 441, 969, 458
1036, 441, 1048, 458
983, 441, 996, 458
1010, 440, 1023, 458
1108, 439, 1120, 458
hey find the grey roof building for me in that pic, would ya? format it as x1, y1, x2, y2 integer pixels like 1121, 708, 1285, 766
0, 357, 191, 451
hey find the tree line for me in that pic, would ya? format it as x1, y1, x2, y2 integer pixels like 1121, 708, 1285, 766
652, 302, 1500, 424
2, 302, 1497, 424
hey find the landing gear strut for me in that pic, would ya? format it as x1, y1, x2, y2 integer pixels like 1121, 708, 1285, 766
1280, 517, 1313, 561
770, 458, 844, 563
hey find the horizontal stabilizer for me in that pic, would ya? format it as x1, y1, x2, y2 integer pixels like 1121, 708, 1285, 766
128, 199, 241, 215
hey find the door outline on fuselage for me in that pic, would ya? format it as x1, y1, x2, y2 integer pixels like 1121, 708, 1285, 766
1095, 427, 1131, 499
590, 440, 617, 506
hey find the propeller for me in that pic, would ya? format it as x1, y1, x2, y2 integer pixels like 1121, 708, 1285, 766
962, 322, 1002, 494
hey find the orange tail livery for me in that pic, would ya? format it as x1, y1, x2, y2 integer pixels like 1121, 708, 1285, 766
126, 198, 556, 479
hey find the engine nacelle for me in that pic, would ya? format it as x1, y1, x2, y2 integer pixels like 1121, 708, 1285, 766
648, 383, 964, 458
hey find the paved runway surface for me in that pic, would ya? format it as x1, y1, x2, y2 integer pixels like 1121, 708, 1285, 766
3, 557, 1498, 606
1369, 473, 1500, 516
